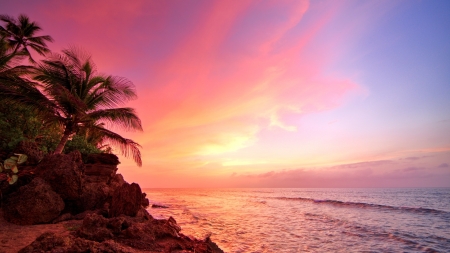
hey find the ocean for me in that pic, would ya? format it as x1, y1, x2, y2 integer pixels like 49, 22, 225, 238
144, 188, 450, 253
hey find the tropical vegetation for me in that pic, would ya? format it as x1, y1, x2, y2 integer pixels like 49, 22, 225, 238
0, 14, 143, 166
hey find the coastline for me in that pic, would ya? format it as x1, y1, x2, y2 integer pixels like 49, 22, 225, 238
0, 152, 224, 253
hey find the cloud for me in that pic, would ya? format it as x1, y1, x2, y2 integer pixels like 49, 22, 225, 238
438, 163, 449, 168
229, 164, 450, 188
133, 0, 364, 167
331, 160, 394, 169
402, 167, 423, 172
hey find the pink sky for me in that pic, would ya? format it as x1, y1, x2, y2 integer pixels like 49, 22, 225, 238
3, 0, 450, 187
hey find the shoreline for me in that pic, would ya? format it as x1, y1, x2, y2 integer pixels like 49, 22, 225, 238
0, 152, 224, 253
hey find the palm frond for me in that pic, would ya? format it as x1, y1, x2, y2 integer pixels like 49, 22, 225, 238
86, 107, 143, 131
91, 125, 142, 166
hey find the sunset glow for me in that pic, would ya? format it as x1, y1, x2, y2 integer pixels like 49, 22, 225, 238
3, 0, 449, 187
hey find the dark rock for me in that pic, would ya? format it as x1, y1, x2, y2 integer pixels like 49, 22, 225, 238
3, 177, 64, 225
35, 151, 84, 202
79, 181, 110, 211
109, 182, 143, 217
110, 173, 126, 189
52, 212, 73, 223
141, 192, 150, 208
13, 141, 44, 165
20, 213, 224, 253
86, 153, 120, 165
206, 237, 225, 253
18, 232, 136, 253
152, 204, 169, 208
73, 210, 99, 220
84, 164, 117, 182
135, 206, 153, 220
78, 213, 114, 242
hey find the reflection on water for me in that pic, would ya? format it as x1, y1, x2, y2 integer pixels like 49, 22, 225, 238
145, 188, 450, 253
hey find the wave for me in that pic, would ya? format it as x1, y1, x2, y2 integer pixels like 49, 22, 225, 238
304, 211, 450, 252
273, 197, 449, 215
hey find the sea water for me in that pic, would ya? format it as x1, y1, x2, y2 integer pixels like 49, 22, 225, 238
144, 188, 450, 253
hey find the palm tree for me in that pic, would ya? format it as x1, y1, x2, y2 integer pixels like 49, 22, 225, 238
1, 47, 143, 166
0, 14, 53, 63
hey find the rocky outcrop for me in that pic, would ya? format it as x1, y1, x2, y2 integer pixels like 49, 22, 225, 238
2, 150, 145, 220
34, 151, 84, 202
0, 150, 224, 252
19, 213, 223, 253
3, 178, 64, 225
86, 153, 120, 165
18, 232, 138, 253
110, 182, 143, 217
13, 141, 44, 165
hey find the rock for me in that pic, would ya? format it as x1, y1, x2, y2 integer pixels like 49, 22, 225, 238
19, 211, 224, 253
34, 151, 84, 202
151, 204, 169, 208
86, 153, 120, 165
206, 237, 225, 253
84, 164, 117, 182
110, 173, 126, 189
79, 181, 110, 211
52, 212, 73, 223
109, 182, 143, 217
13, 141, 44, 165
19, 232, 136, 253
135, 206, 153, 220
77, 213, 114, 242
3, 177, 64, 225
141, 192, 150, 208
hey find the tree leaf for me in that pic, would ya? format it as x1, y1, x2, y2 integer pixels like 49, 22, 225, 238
15, 153, 28, 164
9, 174, 18, 184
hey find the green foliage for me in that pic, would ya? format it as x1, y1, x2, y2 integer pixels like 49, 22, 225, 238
0, 153, 27, 184
63, 135, 101, 155
0, 14, 143, 166
0, 102, 61, 154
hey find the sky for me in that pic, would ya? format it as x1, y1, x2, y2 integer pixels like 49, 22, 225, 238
2, 0, 450, 188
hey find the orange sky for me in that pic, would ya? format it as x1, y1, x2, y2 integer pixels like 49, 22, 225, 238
3, 0, 450, 187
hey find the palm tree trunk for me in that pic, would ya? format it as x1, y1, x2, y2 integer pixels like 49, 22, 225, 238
54, 129, 71, 154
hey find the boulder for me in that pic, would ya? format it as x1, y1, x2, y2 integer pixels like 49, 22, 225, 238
19, 232, 136, 253
77, 213, 114, 242
84, 164, 117, 183
35, 151, 84, 202
3, 177, 64, 225
141, 192, 150, 208
86, 153, 120, 165
109, 173, 126, 189
109, 182, 143, 217
78, 181, 110, 211
13, 141, 44, 165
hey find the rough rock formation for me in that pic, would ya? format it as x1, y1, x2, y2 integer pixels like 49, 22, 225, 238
13, 141, 44, 165
18, 232, 138, 253
19, 213, 224, 253
34, 151, 84, 202
0, 150, 224, 252
2, 151, 143, 221
110, 182, 144, 217
86, 153, 120, 165
3, 178, 65, 225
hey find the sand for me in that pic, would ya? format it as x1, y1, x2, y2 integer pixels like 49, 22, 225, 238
0, 209, 80, 253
